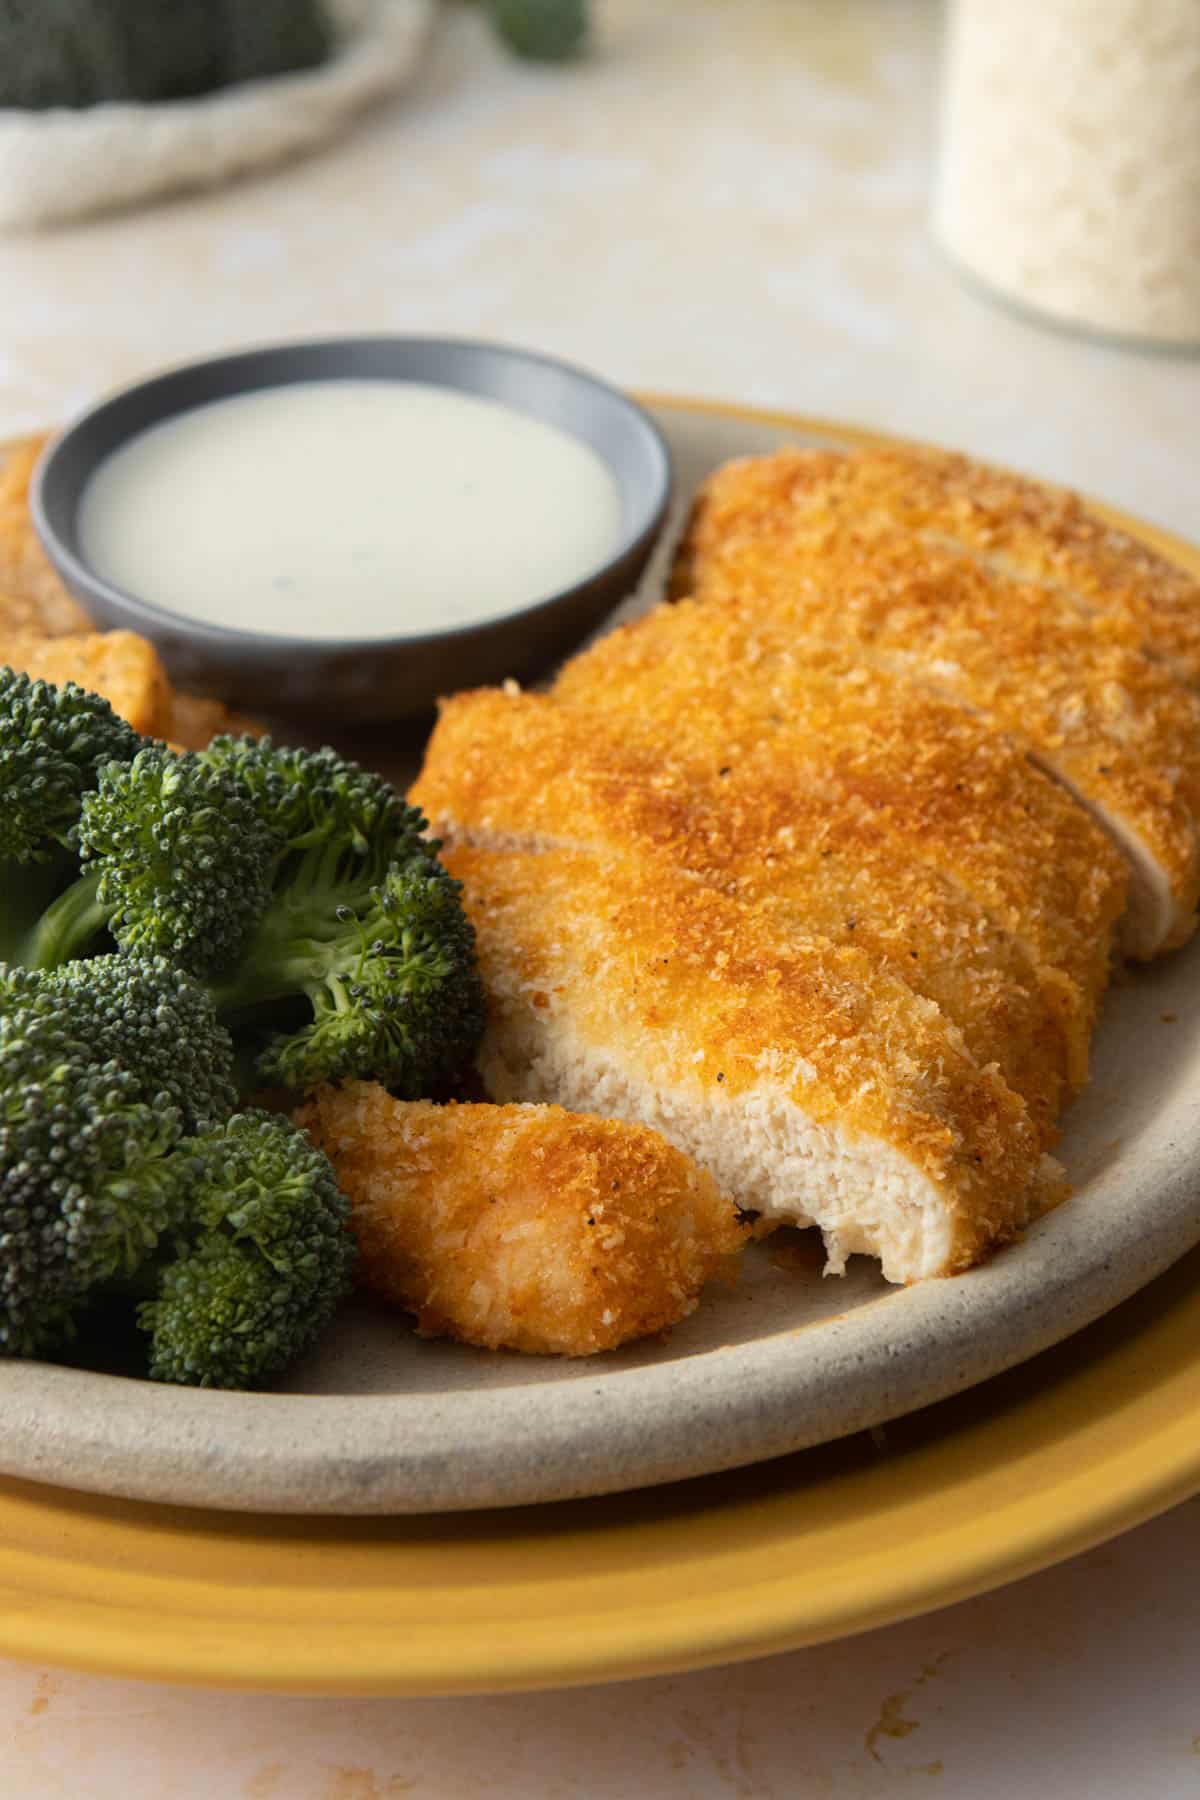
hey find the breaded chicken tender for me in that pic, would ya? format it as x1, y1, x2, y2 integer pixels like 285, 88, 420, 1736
297, 1084, 748, 1355
165, 689, 268, 751
2, 628, 172, 736
0, 433, 89, 638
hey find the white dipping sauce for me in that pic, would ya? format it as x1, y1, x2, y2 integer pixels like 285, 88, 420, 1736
79, 380, 625, 640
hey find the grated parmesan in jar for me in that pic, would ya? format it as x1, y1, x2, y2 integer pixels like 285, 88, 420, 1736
933, 0, 1200, 346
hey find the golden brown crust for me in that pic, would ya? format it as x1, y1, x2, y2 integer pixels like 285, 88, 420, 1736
414, 687, 1072, 1136
1, 627, 173, 737
676, 444, 1200, 686
442, 842, 1050, 1274
164, 689, 267, 751
296, 1085, 747, 1355
0, 434, 90, 638
669, 449, 1200, 951
554, 610, 1126, 1059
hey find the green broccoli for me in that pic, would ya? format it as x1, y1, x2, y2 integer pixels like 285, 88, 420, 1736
0, 963, 183, 1357
44, 954, 238, 1132
0, 963, 355, 1385
0, 668, 141, 965
222, 0, 331, 89
0, 667, 140, 863
488, 0, 589, 62
0, 1, 330, 112
0, 678, 485, 1097
13, 743, 279, 976
138, 1110, 355, 1389
203, 735, 486, 1095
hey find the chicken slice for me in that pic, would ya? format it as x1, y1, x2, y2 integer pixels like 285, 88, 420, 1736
671, 450, 1200, 956
414, 686, 1072, 1139
674, 444, 1200, 687
297, 1085, 747, 1355
552, 615, 1127, 1078
438, 842, 1059, 1284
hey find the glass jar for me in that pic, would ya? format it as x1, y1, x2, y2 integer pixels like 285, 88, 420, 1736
933, 0, 1200, 349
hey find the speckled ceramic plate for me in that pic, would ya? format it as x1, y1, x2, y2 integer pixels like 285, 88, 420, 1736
3, 399, 1200, 1520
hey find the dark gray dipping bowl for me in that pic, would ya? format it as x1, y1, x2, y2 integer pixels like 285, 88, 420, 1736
31, 337, 672, 723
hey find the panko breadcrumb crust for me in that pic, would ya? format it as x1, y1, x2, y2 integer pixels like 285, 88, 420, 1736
410, 440, 1200, 1281
1, 627, 172, 737
437, 842, 1059, 1279
672, 445, 1200, 688
0, 433, 90, 638
296, 1085, 747, 1355
411, 687, 1072, 1142
669, 447, 1200, 955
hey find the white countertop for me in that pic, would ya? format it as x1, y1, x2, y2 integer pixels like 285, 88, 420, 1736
3, 3, 1199, 1793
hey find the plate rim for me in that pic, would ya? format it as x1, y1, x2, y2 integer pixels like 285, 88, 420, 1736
4, 397, 1200, 1516
3, 1239, 1200, 1695
3, 396, 1200, 1691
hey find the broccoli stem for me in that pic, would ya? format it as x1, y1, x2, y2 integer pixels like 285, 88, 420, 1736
210, 920, 363, 1018
0, 853, 73, 966
208, 843, 374, 1017
17, 870, 108, 971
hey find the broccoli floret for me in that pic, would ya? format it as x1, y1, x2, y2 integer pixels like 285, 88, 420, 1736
0, 971, 354, 1385
0, 684, 485, 1097
203, 735, 426, 864
21, 745, 279, 976
222, 0, 331, 88
44, 955, 238, 1133
0, 668, 140, 863
138, 1110, 355, 1389
0, 668, 141, 964
488, 0, 589, 61
0, 965, 184, 1357
0, 1, 330, 111
206, 737, 486, 1094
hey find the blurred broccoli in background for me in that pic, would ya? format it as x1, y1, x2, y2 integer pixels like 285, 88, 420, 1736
487, 0, 588, 62
0, 0, 331, 111
0, 1, 590, 116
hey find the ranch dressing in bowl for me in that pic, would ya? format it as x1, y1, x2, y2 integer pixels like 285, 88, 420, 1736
78, 380, 624, 640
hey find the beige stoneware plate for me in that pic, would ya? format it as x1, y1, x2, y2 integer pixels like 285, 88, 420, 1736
2, 399, 1199, 1516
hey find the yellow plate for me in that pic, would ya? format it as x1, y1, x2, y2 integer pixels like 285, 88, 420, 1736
3, 1241, 1200, 1695
3, 400, 1200, 1694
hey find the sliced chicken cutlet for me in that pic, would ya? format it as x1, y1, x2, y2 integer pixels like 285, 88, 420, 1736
440, 842, 1057, 1284
680, 522, 1200, 957
552, 612, 1127, 1081
298, 1085, 747, 1355
415, 687, 1072, 1141
671, 450, 1200, 956
674, 444, 1200, 688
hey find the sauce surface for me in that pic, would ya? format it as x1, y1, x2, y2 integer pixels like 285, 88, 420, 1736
79, 380, 624, 640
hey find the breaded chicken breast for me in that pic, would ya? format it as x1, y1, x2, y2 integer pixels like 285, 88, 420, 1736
296, 1085, 747, 1355
673, 444, 1200, 687
670, 448, 1200, 956
405, 446, 1185, 1284
440, 841, 1060, 1283
413, 686, 1074, 1141
553, 617, 1126, 1064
